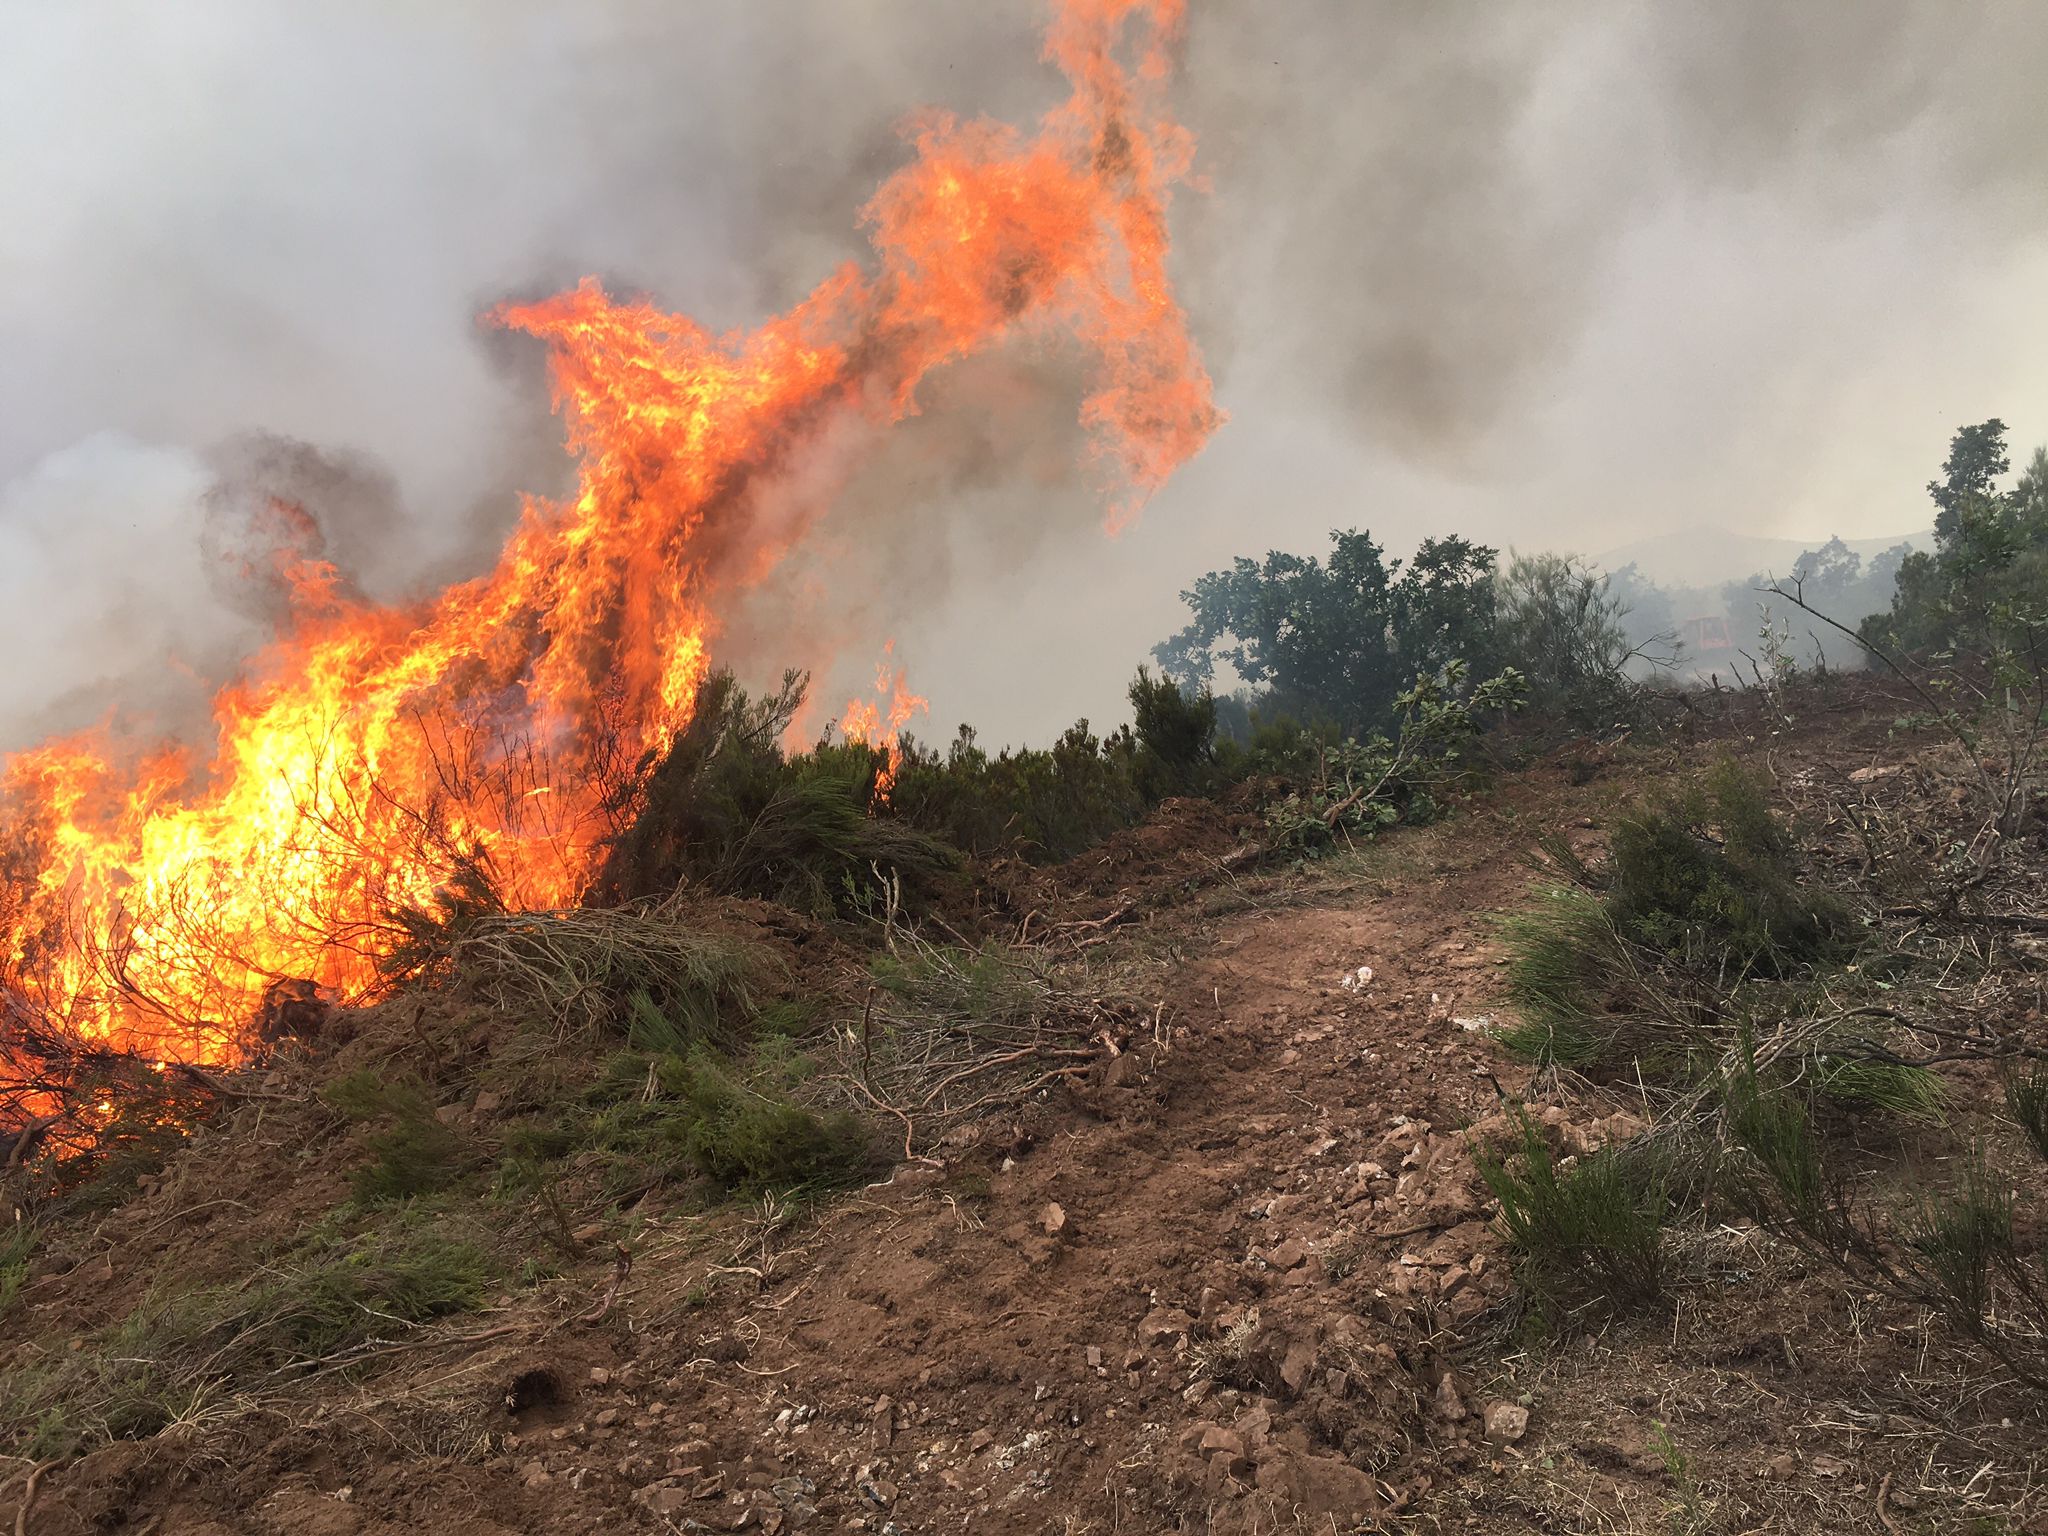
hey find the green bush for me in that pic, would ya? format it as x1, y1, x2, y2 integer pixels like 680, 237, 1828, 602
1477, 1109, 1670, 1316
320, 1071, 472, 1203
660, 1051, 876, 1195
1602, 758, 1851, 976
1261, 662, 1524, 851
597, 671, 959, 913
504, 1045, 876, 1202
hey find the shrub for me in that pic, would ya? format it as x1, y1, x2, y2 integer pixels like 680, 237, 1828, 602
660, 1051, 876, 1195
2005, 1059, 2048, 1163
1602, 758, 1851, 976
889, 718, 1151, 863
1720, 1062, 2048, 1391
1128, 665, 1219, 798
1495, 551, 1648, 728
320, 1071, 472, 1203
1262, 662, 1525, 851
503, 1045, 876, 1203
1477, 1108, 1670, 1317
597, 670, 959, 913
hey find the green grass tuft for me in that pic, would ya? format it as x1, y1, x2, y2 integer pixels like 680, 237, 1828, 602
1477, 1108, 1669, 1316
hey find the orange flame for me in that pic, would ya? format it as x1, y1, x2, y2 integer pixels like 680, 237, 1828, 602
0, 0, 1216, 1107
839, 643, 930, 799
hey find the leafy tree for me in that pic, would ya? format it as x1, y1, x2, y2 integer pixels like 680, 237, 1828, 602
1928, 418, 2010, 549
1495, 553, 1645, 726
1864, 420, 2048, 654
1154, 530, 1501, 735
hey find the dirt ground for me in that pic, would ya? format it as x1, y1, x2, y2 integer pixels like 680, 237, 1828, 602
7, 685, 2047, 1535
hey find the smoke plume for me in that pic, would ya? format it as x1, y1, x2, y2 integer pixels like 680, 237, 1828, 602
4, 1, 2047, 747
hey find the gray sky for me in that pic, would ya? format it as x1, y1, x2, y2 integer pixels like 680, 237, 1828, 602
4, 1, 2047, 748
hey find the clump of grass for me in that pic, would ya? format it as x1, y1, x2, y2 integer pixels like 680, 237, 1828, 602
1814, 1057, 1947, 1121
2005, 1059, 2048, 1163
1603, 758, 1852, 976
660, 1051, 876, 1195
502, 1045, 876, 1203
1476, 1109, 1670, 1317
1495, 887, 1619, 1067
320, 1070, 473, 1203
0, 1223, 34, 1318
0, 1214, 491, 1457
443, 898, 779, 1040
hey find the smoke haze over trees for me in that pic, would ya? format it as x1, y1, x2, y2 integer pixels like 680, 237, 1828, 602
4, 3, 2048, 748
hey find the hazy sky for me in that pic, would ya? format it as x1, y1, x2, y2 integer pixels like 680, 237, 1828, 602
4, 1, 2047, 747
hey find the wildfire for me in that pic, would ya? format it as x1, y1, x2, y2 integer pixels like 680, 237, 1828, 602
839, 644, 931, 798
0, 0, 1216, 1120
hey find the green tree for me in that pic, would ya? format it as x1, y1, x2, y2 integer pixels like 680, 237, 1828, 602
1154, 530, 1500, 735
1864, 420, 2047, 653
1928, 418, 2010, 549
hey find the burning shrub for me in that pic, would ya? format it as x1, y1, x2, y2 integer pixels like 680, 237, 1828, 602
597, 670, 959, 914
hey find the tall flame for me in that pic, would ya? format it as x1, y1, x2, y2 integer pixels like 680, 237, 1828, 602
0, 0, 1216, 1101
839, 643, 931, 798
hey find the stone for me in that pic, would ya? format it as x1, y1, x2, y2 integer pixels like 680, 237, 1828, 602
1263, 1239, 1308, 1270
1279, 1339, 1317, 1395
1483, 1401, 1529, 1444
870, 1396, 895, 1445
1136, 1307, 1193, 1347
1233, 1403, 1272, 1451
1255, 1450, 1382, 1519
638, 1485, 692, 1515
1434, 1373, 1466, 1421
1040, 1202, 1067, 1236
1199, 1426, 1249, 1470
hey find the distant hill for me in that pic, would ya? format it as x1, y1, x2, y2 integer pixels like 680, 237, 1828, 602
1594, 527, 1929, 589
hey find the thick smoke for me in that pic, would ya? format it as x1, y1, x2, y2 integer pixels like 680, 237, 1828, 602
3, 1, 2047, 750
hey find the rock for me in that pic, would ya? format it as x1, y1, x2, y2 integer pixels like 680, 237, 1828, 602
472, 1090, 503, 1115
1263, 1238, 1308, 1271
1233, 1402, 1273, 1451
1279, 1338, 1317, 1395
1137, 1306, 1193, 1347
638, 1484, 693, 1515
1085, 1345, 1103, 1370
968, 1428, 995, 1453
1199, 1426, 1249, 1471
1040, 1202, 1067, 1236
1483, 1401, 1529, 1444
1255, 1450, 1383, 1519
870, 1396, 895, 1445
1434, 1373, 1467, 1421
